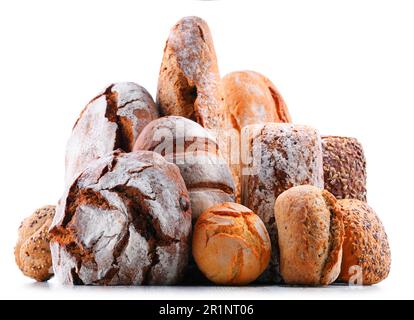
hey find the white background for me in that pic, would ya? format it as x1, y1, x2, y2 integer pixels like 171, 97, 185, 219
0, 0, 413, 300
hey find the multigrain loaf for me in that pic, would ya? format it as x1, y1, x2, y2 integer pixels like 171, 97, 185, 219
133, 116, 235, 221
50, 151, 192, 285
322, 136, 367, 201
275, 185, 344, 285
337, 199, 391, 285
241, 123, 324, 283
192, 202, 271, 285
65, 82, 159, 187
15, 205, 55, 282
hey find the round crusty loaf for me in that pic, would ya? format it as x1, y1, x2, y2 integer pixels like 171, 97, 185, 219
65, 82, 159, 187
193, 202, 271, 285
337, 199, 391, 285
222, 70, 292, 202
322, 136, 367, 202
50, 150, 192, 285
133, 116, 235, 222
275, 185, 344, 285
15, 205, 55, 282
157, 16, 225, 132
241, 123, 324, 283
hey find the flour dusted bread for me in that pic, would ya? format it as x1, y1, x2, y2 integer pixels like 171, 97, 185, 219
241, 123, 324, 282
50, 151, 192, 285
322, 136, 367, 201
134, 116, 235, 221
192, 202, 271, 285
65, 82, 159, 187
222, 70, 292, 201
15, 206, 55, 282
157, 16, 225, 131
275, 186, 344, 285
337, 199, 391, 285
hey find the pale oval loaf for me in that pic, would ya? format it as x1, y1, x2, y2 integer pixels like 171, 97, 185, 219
241, 123, 324, 283
65, 82, 159, 187
133, 116, 235, 222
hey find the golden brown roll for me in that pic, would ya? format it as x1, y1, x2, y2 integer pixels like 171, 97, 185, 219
322, 136, 367, 201
192, 202, 271, 285
337, 199, 391, 285
15, 205, 55, 282
275, 185, 344, 285
241, 123, 324, 283
222, 71, 291, 201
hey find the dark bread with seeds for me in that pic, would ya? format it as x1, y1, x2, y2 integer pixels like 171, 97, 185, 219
337, 199, 391, 285
50, 150, 192, 285
322, 136, 367, 201
65, 82, 159, 187
275, 185, 344, 285
15, 205, 55, 282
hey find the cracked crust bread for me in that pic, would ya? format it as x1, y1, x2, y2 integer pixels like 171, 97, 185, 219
192, 202, 271, 285
222, 70, 292, 202
134, 116, 235, 222
322, 136, 367, 202
157, 16, 225, 132
65, 82, 159, 187
241, 123, 324, 283
337, 199, 391, 285
275, 185, 344, 285
49, 150, 192, 285
15, 205, 55, 282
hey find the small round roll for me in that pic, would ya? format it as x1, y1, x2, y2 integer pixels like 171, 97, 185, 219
192, 202, 271, 285
337, 199, 391, 285
15, 205, 55, 282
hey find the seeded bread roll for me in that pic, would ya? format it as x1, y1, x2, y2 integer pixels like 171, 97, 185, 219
133, 116, 235, 222
157, 16, 225, 132
193, 202, 271, 285
222, 71, 292, 201
241, 123, 324, 283
15, 206, 55, 282
337, 199, 391, 285
65, 82, 159, 187
322, 136, 367, 201
275, 185, 344, 285
50, 151, 192, 285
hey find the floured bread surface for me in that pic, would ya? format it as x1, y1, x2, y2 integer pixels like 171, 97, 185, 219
134, 116, 235, 222
157, 16, 225, 131
241, 123, 324, 283
65, 82, 159, 187
50, 150, 192, 285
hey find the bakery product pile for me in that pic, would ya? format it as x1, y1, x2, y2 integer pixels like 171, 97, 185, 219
15, 16, 390, 286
